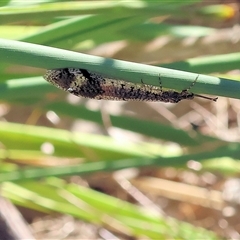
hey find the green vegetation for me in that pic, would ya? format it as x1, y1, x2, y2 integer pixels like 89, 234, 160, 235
0, 1, 239, 239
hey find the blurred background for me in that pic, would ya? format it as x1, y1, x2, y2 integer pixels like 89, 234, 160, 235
0, 0, 240, 239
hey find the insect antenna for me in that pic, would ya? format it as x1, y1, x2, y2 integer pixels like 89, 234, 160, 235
193, 94, 218, 102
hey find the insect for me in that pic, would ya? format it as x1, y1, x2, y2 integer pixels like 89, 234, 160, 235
44, 68, 218, 103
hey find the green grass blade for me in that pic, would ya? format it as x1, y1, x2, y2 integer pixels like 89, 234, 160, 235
1, 143, 239, 182
0, 76, 57, 100
0, 121, 155, 159
1, 180, 218, 239
1, 39, 239, 99
162, 52, 240, 74
0, 1, 201, 24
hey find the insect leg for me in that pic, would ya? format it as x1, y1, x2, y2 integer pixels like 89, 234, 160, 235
140, 79, 144, 84
158, 74, 163, 92
185, 75, 218, 102
185, 75, 199, 91
140, 78, 148, 92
